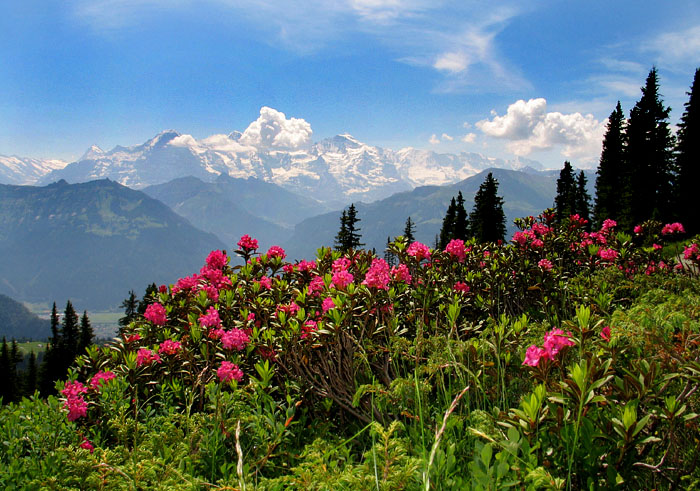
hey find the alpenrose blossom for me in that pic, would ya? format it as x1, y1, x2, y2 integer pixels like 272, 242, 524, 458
322, 297, 336, 313
80, 437, 95, 453
522, 345, 546, 367
158, 339, 182, 356
662, 222, 685, 235
144, 302, 167, 326
258, 276, 273, 290
684, 243, 700, 260
266, 245, 286, 259
90, 370, 116, 389
301, 319, 318, 339
332, 257, 352, 272
237, 234, 259, 251
205, 249, 227, 269
217, 361, 243, 383
391, 264, 412, 284
601, 219, 617, 231
362, 258, 391, 290
598, 248, 618, 261
307, 275, 325, 296
136, 348, 161, 367
407, 241, 431, 261
61, 381, 88, 421
199, 306, 222, 328
445, 239, 466, 262
601, 326, 611, 342
522, 328, 575, 367
221, 328, 249, 351
332, 270, 354, 289
453, 281, 470, 293
538, 258, 553, 271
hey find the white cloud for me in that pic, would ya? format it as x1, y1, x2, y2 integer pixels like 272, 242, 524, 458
477, 98, 606, 164
239, 107, 313, 150
429, 134, 440, 144
434, 52, 469, 73
461, 132, 476, 143
441, 133, 453, 141
644, 25, 700, 69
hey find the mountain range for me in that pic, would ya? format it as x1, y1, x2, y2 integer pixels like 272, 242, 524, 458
0, 155, 67, 185
7, 130, 544, 207
0, 179, 224, 309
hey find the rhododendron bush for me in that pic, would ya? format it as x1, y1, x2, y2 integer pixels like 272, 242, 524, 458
3, 212, 700, 489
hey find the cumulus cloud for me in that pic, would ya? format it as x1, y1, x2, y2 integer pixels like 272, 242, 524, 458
461, 132, 476, 143
429, 134, 440, 144
239, 107, 313, 150
476, 98, 606, 163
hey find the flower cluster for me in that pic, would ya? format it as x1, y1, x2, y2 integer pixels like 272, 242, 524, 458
205, 249, 227, 269
90, 370, 116, 390
199, 306, 222, 329
522, 328, 575, 367
136, 348, 161, 367
362, 258, 391, 290
407, 241, 431, 261
221, 329, 250, 351
237, 234, 259, 251
661, 222, 685, 235
144, 302, 167, 326
61, 381, 88, 421
391, 264, 411, 284
217, 361, 243, 383
158, 339, 182, 356
267, 245, 286, 259
445, 239, 466, 262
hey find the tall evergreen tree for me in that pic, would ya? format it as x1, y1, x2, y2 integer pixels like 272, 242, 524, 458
470, 172, 506, 243
554, 161, 577, 222
60, 301, 79, 363
24, 351, 38, 397
79, 310, 94, 353
137, 284, 158, 315
438, 197, 457, 249
0, 337, 14, 403
594, 102, 626, 227
575, 171, 591, 229
334, 210, 349, 252
39, 303, 61, 396
623, 67, 676, 228
346, 204, 364, 250
384, 236, 397, 267
676, 67, 700, 235
454, 191, 469, 240
403, 217, 416, 244
119, 291, 139, 328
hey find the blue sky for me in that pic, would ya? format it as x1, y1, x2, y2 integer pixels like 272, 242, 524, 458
1, 0, 699, 168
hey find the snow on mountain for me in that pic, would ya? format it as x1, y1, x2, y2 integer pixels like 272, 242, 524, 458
35, 108, 543, 204
0, 155, 68, 185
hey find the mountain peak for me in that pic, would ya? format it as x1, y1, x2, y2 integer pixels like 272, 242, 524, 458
80, 144, 105, 161
145, 130, 182, 149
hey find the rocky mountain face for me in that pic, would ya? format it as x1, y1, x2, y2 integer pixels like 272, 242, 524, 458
0, 155, 67, 185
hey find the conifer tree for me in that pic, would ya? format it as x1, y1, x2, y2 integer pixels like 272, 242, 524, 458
24, 351, 37, 397
438, 197, 457, 249
334, 210, 349, 252
403, 217, 415, 244
575, 171, 591, 229
79, 311, 94, 353
138, 284, 158, 315
676, 67, 700, 235
0, 337, 13, 403
594, 102, 626, 227
554, 161, 577, 222
346, 204, 364, 250
622, 67, 675, 228
119, 291, 139, 328
454, 191, 469, 240
384, 236, 396, 267
39, 303, 61, 396
469, 172, 506, 243
60, 301, 79, 364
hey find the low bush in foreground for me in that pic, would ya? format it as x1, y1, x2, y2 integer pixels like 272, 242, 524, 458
2, 215, 700, 489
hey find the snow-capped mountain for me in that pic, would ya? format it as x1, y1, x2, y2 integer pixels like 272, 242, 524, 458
0, 155, 67, 185
31, 108, 543, 204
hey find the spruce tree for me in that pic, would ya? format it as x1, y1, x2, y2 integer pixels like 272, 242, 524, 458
575, 171, 591, 229
594, 102, 626, 227
469, 172, 506, 243
438, 197, 457, 249
346, 204, 364, 250
119, 291, 139, 327
24, 351, 37, 397
138, 284, 158, 315
554, 161, 577, 222
403, 217, 416, 244
454, 191, 469, 240
39, 303, 61, 396
384, 236, 396, 267
676, 68, 700, 235
334, 210, 349, 252
623, 67, 675, 228
79, 311, 94, 353
61, 301, 79, 364
0, 338, 12, 403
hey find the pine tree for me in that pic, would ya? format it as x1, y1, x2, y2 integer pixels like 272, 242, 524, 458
334, 210, 349, 252
384, 236, 397, 267
119, 290, 139, 327
60, 301, 79, 364
470, 172, 506, 243
575, 171, 591, 229
676, 68, 700, 235
137, 284, 158, 315
623, 67, 676, 228
554, 161, 577, 222
24, 351, 37, 397
39, 303, 61, 396
79, 311, 94, 353
438, 197, 457, 249
594, 102, 626, 227
454, 191, 469, 240
403, 217, 415, 244
346, 204, 364, 250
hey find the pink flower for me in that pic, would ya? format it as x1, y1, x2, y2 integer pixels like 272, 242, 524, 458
283, 264, 296, 274
542, 328, 575, 359
301, 320, 318, 339
322, 297, 336, 313
661, 222, 685, 235
598, 248, 618, 261
199, 306, 222, 329
634, 225, 643, 234
601, 219, 617, 231
332, 257, 352, 272
445, 239, 466, 262
512, 231, 529, 247
407, 241, 431, 261
538, 259, 553, 272
62, 381, 89, 421
362, 258, 391, 290
237, 234, 259, 251
125, 333, 140, 343
206, 250, 228, 269
332, 270, 354, 289
684, 243, 699, 260
200, 284, 219, 303
453, 281, 470, 293
217, 361, 243, 383
653, 243, 662, 251
308, 275, 325, 296
277, 302, 300, 316
531, 239, 544, 248
258, 275, 272, 290
221, 329, 250, 351
159, 284, 168, 293
522, 345, 546, 367
62, 380, 88, 398
90, 370, 116, 390
136, 348, 161, 367
266, 245, 286, 259
298, 260, 317, 272
80, 437, 94, 453
172, 274, 199, 294
601, 326, 611, 342
391, 264, 412, 284
158, 339, 182, 356
144, 303, 167, 326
